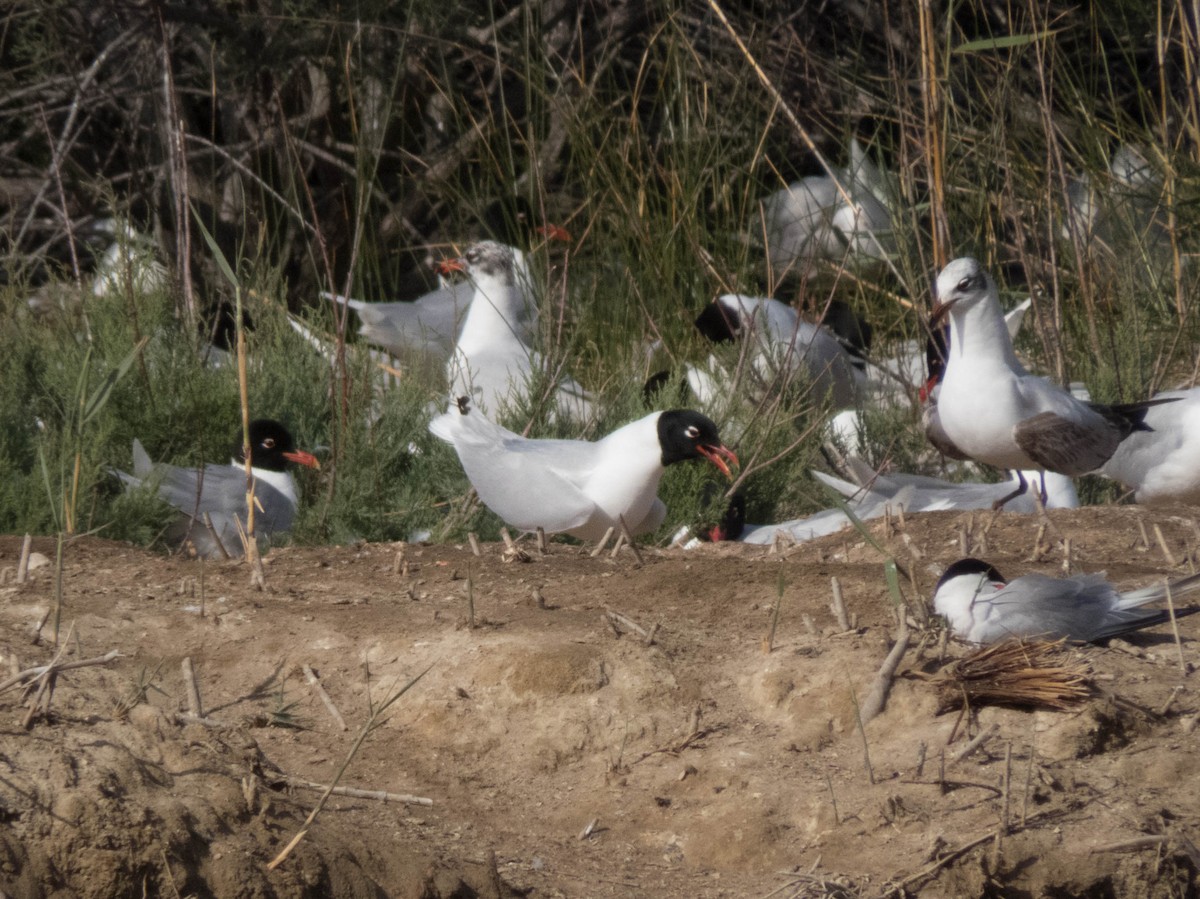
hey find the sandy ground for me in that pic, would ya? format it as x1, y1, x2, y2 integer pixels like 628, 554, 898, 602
0, 504, 1198, 898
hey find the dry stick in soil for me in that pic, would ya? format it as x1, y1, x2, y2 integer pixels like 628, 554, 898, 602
15, 534, 31, 584
1164, 580, 1186, 673
589, 527, 615, 557
267, 663, 432, 870
302, 664, 348, 731
283, 777, 430, 807
830, 576, 851, 630
950, 723, 1000, 765
0, 649, 121, 694
763, 568, 786, 653
858, 614, 911, 725
181, 657, 203, 718
19, 622, 76, 729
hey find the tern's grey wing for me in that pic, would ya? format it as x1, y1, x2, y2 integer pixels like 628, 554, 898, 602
980, 573, 1127, 642
1013, 411, 1120, 474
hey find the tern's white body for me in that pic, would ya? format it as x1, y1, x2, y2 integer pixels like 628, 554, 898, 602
115, 443, 300, 559
430, 406, 670, 541
933, 561, 1200, 644
1100, 388, 1200, 504
935, 258, 1134, 476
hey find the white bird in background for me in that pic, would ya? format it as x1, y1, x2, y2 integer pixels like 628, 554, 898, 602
1099, 387, 1200, 505
324, 275, 476, 361
114, 419, 320, 559
429, 399, 737, 542
760, 139, 895, 281
932, 557, 1200, 644
1065, 144, 1166, 254
930, 257, 1165, 507
445, 240, 591, 421
694, 293, 866, 411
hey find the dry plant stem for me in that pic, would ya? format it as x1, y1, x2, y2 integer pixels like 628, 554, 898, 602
499, 528, 516, 551
181, 657, 203, 718
579, 818, 598, 840
1155, 524, 1178, 567
1164, 581, 1186, 673
0, 649, 120, 694
848, 683, 875, 785
467, 533, 481, 557
606, 608, 649, 639
302, 665, 348, 731
830, 577, 851, 630
951, 723, 1000, 765
16, 534, 31, 584
590, 527, 615, 557
858, 616, 911, 725
1089, 835, 1168, 853
267, 663, 432, 870
1158, 685, 1184, 717
536, 527, 547, 554
284, 777, 431, 807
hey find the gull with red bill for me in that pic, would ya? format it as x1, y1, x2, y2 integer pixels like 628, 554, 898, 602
929, 256, 1169, 507
429, 399, 737, 542
114, 419, 320, 559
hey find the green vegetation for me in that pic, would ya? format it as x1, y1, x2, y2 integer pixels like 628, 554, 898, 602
1, 1, 1197, 550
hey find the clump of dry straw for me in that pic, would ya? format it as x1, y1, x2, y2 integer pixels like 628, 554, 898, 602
933, 638, 1092, 713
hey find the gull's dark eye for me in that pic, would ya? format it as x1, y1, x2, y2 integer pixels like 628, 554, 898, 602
262, 437, 276, 449
957, 277, 971, 292
685, 425, 700, 439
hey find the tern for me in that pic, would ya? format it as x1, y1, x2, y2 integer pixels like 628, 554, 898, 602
114, 419, 320, 559
429, 399, 738, 542
931, 257, 1164, 506
932, 557, 1200, 644
1099, 387, 1200, 505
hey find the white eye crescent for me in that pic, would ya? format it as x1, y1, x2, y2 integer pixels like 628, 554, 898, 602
957, 277, 971, 291
685, 425, 700, 439
262, 437, 276, 449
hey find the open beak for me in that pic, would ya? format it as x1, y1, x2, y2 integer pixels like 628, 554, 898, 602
436, 257, 467, 276
929, 297, 957, 326
697, 444, 739, 480
283, 449, 321, 470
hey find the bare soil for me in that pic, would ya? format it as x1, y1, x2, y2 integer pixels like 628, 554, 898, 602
0, 505, 1198, 898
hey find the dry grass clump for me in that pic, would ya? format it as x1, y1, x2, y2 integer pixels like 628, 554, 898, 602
933, 638, 1093, 713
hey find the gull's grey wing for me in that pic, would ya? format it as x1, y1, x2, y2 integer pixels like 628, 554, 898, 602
1013, 411, 1120, 474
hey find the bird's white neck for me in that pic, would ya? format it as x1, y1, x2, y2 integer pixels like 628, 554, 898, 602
457, 274, 530, 352
946, 294, 1023, 371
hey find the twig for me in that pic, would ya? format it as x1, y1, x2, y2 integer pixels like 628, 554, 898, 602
283, 776, 432, 807
16, 534, 31, 584
0, 649, 121, 694
605, 608, 649, 639
499, 528, 516, 552
617, 516, 644, 565
303, 665, 348, 731
536, 527, 547, 554
950, 723, 1000, 765
830, 577, 851, 630
1089, 835, 1168, 853
858, 614, 910, 724
1164, 580, 1186, 673
579, 818, 599, 840
181, 657, 203, 719
1158, 685, 1184, 717
1154, 524, 1178, 567
467, 533, 481, 557
590, 527, 615, 557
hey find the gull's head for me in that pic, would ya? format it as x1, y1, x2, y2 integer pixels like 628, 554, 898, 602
694, 296, 743, 344
458, 240, 518, 286
657, 410, 739, 478
931, 257, 993, 325
239, 419, 320, 472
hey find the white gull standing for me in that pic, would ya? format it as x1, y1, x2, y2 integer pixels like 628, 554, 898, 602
930, 257, 1165, 506
429, 399, 737, 542
932, 557, 1200, 644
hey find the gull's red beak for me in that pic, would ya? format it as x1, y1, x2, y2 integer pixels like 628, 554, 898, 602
929, 297, 957, 327
918, 374, 939, 404
537, 224, 572, 243
436, 256, 467, 276
697, 444, 738, 480
283, 449, 321, 470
